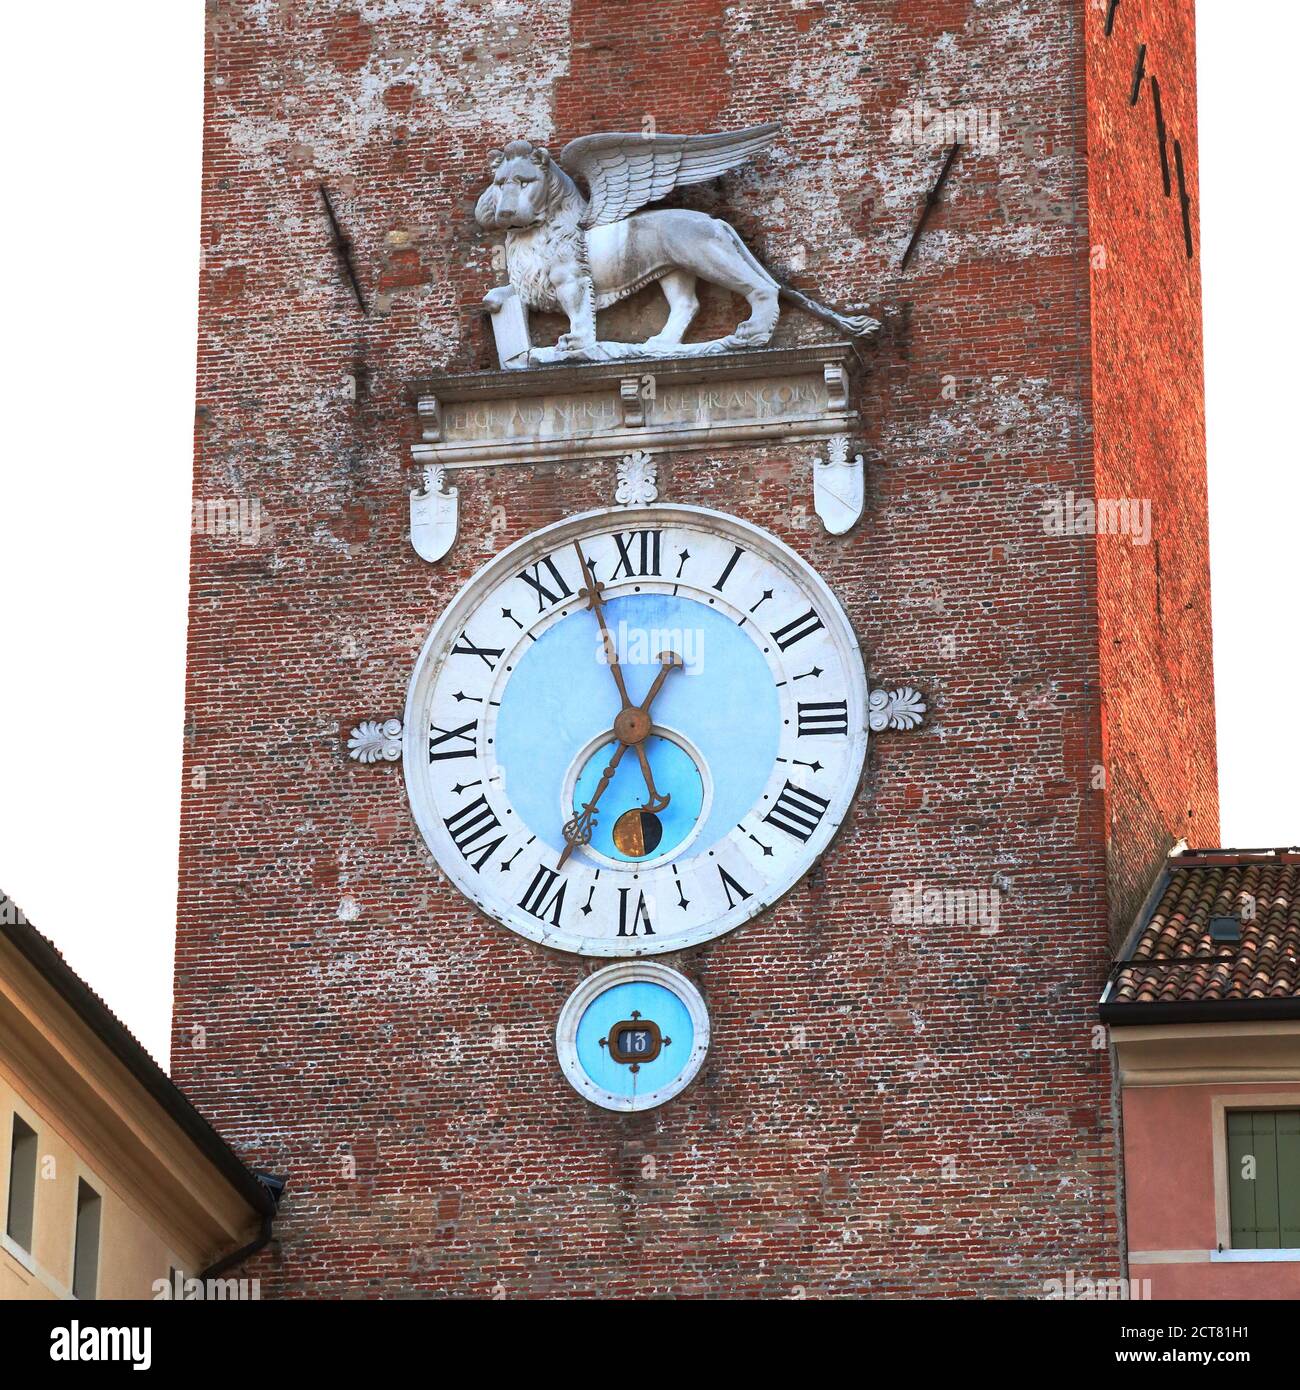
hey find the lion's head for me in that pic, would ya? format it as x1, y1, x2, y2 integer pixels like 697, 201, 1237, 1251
474, 141, 557, 231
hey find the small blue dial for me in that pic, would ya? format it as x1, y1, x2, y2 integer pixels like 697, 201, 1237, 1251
574, 979, 694, 1100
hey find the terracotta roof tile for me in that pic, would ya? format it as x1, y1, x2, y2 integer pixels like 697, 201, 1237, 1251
1107, 850, 1300, 1008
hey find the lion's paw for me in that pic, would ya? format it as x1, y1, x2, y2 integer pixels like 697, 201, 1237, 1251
733, 321, 776, 347
556, 332, 598, 355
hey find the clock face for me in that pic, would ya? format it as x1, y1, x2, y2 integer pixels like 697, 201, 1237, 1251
403, 504, 867, 955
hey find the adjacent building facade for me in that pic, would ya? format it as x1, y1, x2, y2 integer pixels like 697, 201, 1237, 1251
1, 895, 276, 1300
1102, 847, 1300, 1299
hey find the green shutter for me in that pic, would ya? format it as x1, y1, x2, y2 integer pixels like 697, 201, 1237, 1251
1227, 1110, 1300, 1250
1280, 1112, 1300, 1248
1228, 1111, 1261, 1247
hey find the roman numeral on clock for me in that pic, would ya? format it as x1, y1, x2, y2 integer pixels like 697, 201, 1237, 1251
763, 780, 831, 843
616, 886, 655, 936
443, 795, 505, 871
712, 545, 743, 592
516, 555, 573, 612
797, 700, 848, 737
451, 631, 504, 670
609, 529, 662, 579
518, 865, 566, 925
770, 607, 824, 651
428, 719, 477, 761
718, 866, 752, 910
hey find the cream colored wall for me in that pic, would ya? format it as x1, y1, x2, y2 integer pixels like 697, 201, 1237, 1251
0, 938, 264, 1301
1, 1071, 188, 1301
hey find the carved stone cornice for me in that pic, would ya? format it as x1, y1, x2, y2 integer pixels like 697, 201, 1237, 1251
409, 342, 860, 471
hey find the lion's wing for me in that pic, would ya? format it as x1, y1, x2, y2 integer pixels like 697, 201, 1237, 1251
559, 124, 780, 229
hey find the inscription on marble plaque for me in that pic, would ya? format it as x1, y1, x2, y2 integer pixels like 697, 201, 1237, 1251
411, 344, 859, 470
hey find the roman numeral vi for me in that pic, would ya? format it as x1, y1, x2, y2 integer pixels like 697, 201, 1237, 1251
616, 887, 655, 936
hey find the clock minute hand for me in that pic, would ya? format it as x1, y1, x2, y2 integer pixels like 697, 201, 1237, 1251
573, 541, 631, 710
559, 739, 629, 868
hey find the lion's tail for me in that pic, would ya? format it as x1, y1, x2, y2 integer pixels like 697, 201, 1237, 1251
716, 221, 881, 340
778, 283, 881, 339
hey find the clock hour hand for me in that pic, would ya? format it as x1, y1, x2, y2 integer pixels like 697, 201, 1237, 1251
573, 541, 632, 709
559, 651, 684, 866
628, 650, 683, 813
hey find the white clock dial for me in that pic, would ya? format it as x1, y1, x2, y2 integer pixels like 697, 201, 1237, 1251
403, 504, 867, 956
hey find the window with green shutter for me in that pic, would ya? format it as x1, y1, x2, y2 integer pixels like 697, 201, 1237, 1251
1227, 1110, 1300, 1249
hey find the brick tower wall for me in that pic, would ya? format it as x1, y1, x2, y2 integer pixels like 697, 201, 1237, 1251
1084, 0, 1219, 941
172, 0, 1206, 1295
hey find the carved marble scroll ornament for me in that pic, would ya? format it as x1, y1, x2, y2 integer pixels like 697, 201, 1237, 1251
347, 719, 403, 763
474, 125, 881, 368
615, 450, 658, 507
868, 688, 927, 732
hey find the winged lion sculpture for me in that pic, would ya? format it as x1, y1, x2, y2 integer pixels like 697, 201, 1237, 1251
474, 123, 879, 365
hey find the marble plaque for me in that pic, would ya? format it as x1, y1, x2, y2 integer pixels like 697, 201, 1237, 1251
410, 343, 859, 470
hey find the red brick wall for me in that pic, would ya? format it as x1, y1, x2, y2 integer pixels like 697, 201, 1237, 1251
1084, 0, 1219, 940
172, 0, 1210, 1296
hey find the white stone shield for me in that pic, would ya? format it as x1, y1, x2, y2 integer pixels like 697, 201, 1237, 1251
409, 466, 459, 563
813, 434, 865, 536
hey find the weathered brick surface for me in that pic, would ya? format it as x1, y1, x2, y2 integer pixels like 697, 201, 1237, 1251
1084, 0, 1219, 938
174, 0, 1212, 1296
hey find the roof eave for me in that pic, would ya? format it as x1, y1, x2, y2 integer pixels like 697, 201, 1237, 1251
1, 913, 277, 1219
1100, 997, 1300, 1025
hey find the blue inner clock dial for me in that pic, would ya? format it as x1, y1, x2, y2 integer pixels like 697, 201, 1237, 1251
570, 733, 705, 863
494, 591, 780, 861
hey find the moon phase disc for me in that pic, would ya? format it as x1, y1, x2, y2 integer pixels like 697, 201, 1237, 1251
612, 808, 664, 858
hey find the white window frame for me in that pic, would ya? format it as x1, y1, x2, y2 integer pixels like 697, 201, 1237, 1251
1210, 1092, 1300, 1262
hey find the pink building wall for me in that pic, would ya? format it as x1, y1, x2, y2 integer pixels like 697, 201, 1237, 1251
1124, 1083, 1300, 1300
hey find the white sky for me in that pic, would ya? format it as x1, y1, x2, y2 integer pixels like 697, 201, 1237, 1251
0, 3, 1295, 1067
